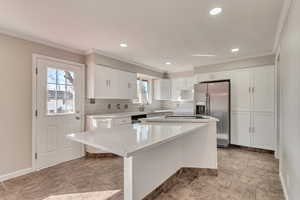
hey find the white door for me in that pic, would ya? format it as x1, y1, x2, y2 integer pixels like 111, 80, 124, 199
252, 112, 275, 150
252, 66, 275, 112
231, 111, 251, 147
231, 70, 251, 111
35, 58, 84, 170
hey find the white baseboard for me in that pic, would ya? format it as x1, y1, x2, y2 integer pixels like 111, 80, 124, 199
0, 167, 33, 182
279, 171, 289, 200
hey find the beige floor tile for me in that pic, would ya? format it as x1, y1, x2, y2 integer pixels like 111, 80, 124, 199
2, 148, 283, 200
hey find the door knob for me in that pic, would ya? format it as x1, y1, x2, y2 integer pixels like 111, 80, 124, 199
75, 116, 81, 120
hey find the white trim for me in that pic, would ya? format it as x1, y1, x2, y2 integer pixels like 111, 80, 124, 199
0, 27, 85, 55
273, 0, 292, 53
280, 171, 289, 200
0, 168, 33, 182
194, 52, 274, 69
92, 49, 166, 74
32, 54, 85, 171
274, 62, 279, 159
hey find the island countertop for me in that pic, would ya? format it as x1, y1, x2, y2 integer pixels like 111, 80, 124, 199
67, 122, 207, 157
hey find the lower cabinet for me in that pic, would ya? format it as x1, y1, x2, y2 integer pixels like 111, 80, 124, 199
252, 112, 275, 150
86, 116, 132, 153
231, 111, 275, 150
231, 112, 251, 147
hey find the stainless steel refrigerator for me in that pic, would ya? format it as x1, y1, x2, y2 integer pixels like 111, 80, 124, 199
194, 80, 230, 147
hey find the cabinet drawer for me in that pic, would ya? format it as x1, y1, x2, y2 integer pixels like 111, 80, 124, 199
113, 117, 132, 125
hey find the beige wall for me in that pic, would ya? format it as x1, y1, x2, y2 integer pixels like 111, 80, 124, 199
278, 0, 300, 199
0, 33, 164, 179
0, 33, 85, 177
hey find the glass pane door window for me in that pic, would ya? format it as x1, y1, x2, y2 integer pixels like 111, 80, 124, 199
47, 68, 75, 115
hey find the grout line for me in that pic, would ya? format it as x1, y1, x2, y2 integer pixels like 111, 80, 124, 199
1, 181, 7, 191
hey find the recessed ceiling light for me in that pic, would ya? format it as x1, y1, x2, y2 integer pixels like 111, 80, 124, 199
120, 43, 128, 47
192, 54, 216, 57
165, 62, 172, 65
231, 48, 240, 53
209, 7, 222, 16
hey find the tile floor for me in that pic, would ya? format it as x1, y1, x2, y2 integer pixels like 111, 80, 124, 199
0, 147, 284, 200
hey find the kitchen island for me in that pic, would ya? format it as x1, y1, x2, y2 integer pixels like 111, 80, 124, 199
67, 121, 217, 200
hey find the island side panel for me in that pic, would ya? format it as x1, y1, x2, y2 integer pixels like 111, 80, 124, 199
182, 121, 217, 169
124, 139, 182, 200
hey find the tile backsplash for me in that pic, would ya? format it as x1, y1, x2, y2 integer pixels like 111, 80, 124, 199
85, 99, 163, 115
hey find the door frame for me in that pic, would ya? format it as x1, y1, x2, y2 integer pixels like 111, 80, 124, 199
32, 54, 85, 171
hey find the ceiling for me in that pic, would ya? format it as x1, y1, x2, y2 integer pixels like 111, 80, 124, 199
0, 0, 283, 72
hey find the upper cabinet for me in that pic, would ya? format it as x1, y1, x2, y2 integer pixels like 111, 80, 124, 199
171, 77, 195, 101
87, 64, 137, 99
196, 71, 231, 83
154, 79, 172, 100
231, 66, 275, 113
231, 70, 251, 112
252, 66, 275, 112
154, 76, 195, 101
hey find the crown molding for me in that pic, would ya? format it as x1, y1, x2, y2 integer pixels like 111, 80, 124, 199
89, 48, 166, 74
273, 0, 293, 53
193, 52, 274, 69
0, 27, 85, 55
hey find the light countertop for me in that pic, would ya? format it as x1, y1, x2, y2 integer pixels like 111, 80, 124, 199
86, 110, 174, 119
141, 116, 219, 123
67, 122, 207, 157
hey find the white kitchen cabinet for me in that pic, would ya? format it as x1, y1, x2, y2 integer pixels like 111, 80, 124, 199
252, 66, 275, 112
86, 116, 132, 153
154, 79, 172, 100
171, 78, 183, 101
231, 70, 251, 112
87, 64, 137, 99
118, 70, 138, 99
252, 112, 275, 150
196, 71, 231, 83
231, 112, 251, 147
170, 77, 195, 101
196, 73, 211, 83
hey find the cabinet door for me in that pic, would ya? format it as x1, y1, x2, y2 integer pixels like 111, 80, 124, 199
127, 72, 138, 99
252, 112, 275, 150
231, 70, 251, 111
171, 78, 183, 100
186, 76, 195, 90
94, 65, 115, 98
118, 71, 137, 99
196, 73, 210, 83
231, 111, 251, 147
214, 71, 231, 80
154, 79, 172, 100
252, 66, 275, 112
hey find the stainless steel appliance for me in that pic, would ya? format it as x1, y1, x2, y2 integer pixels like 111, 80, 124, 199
194, 80, 230, 147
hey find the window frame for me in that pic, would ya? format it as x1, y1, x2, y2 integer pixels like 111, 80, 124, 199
133, 78, 153, 105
